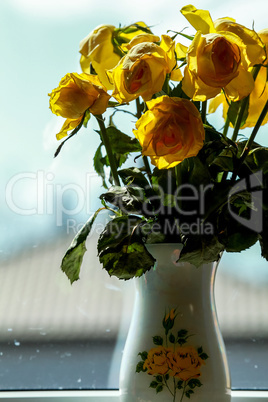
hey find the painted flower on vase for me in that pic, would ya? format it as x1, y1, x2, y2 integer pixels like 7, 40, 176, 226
136, 309, 208, 400
167, 346, 205, 381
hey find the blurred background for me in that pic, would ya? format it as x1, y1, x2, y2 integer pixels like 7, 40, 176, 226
0, 0, 268, 391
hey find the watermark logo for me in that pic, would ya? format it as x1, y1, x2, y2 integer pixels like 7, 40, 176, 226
228, 170, 263, 232
5, 170, 264, 236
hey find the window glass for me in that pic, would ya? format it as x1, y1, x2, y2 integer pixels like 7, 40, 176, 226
1, 0, 268, 392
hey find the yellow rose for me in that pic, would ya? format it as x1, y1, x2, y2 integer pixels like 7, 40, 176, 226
209, 29, 268, 128
164, 308, 176, 322
183, 31, 255, 101
107, 35, 177, 103
181, 5, 266, 101
79, 25, 119, 89
79, 22, 150, 89
122, 33, 161, 51
133, 95, 205, 169
49, 72, 110, 140
143, 346, 171, 375
167, 346, 204, 381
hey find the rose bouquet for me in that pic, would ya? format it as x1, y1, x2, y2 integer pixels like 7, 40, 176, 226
48, 5, 268, 283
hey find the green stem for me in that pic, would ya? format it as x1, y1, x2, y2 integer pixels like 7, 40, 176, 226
173, 378, 177, 402
95, 114, 120, 187
143, 155, 152, 184
175, 165, 181, 188
201, 101, 207, 124
180, 381, 187, 402
231, 96, 249, 142
231, 98, 268, 183
241, 99, 268, 158
135, 98, 152, 183
222, 115, 230, 138
163, 376, 174, 398
231, 65, 261, 142
135, 97, 143, 118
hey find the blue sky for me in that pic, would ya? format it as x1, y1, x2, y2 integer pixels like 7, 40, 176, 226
1, 0, 268, 280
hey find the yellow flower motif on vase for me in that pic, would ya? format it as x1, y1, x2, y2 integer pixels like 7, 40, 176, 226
164, 308, 176, 322
133, 95, 205, 169
167, 346, 205, 381
49, 72, 110, 140
143, 346, 171, 376
107, 35, 179, 103
209, 28, 268, 129
79, 22, 150, 89
180, 5, 266, 101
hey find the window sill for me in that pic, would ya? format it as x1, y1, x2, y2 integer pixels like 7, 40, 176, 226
0, 390, 268, 401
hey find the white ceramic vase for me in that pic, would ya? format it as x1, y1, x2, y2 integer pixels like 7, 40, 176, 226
119, 244, 231, 402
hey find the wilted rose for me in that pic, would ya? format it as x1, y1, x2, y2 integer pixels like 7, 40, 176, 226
49, 72, 110, 139
107, 35, 178, 103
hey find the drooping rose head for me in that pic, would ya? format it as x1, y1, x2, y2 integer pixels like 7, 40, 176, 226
79, 25, 119, 89
79, 22, 151, 89
49, 72, 110, 139
133, 95, 205, 169
107, 36, 177, 103
143, 346, 171, 375
167, 346, 205, 381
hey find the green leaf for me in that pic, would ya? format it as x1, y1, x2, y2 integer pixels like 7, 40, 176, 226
177, 380, 184, 389
98, 215, 155, 279
100, 185, 145, 214
200, 353, 209, 360
156, 375, 163, 382
188, 379, 202, 389
149, 381, 159, 389
244, 147, 268, 174
211, 149, 234, 172
138, 351, 148, 361
93, 144, 108, 189
153, 336, 164, 346
179, 235, 224, 267
136, 361, 146, 373
185, 389, 194, 398
178, 338, 187, 346
118, 167, 150, 188
217, 196, 259, 252
156, 385, 163, 393
227, 99, 249, 128
106, 126, 141, 154
177, 329, 188, 338
259, 231, 268, 260
187, 156, 211, 187
99, 241, 152, 279
170, 81, 189, 98
61, 208, 103, 284
169, 334, 175, 343
98, 215, 142, 251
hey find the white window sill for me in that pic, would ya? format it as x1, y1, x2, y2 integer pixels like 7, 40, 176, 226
0, 390, 268, 401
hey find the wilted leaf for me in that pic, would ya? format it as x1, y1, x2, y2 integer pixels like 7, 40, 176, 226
61, 208, 103, 283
